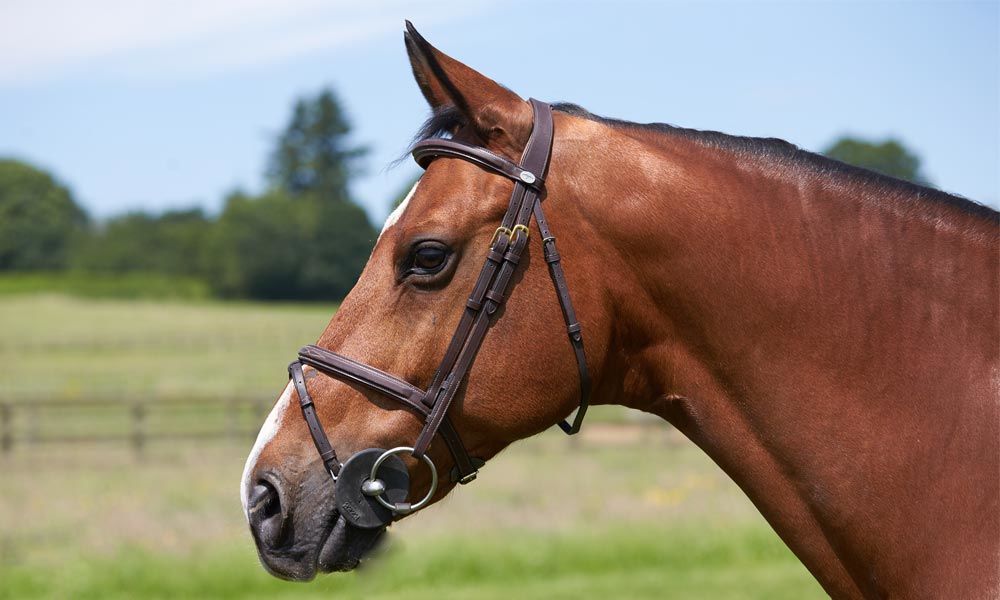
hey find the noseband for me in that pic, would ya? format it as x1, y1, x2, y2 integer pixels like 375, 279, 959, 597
286, 99, 590, 529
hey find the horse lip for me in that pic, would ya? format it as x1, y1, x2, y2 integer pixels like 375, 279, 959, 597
252, 512, 336, 581
316, 512, 386, 573
254, 544, 316, 582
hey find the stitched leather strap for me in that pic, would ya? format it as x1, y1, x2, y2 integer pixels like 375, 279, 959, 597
298, 345, 428, 415
289, 361, 341, 477
533, 201, 591, 433
412, 140, 545, 191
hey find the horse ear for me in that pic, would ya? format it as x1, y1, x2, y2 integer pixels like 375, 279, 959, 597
403, 21, 533, 153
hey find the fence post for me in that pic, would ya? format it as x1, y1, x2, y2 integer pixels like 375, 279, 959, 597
131, 402, 146, 458
27, 404, 39, 445
1, 404, 11, 455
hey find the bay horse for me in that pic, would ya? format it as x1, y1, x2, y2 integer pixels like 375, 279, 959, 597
241, 23, 999, 598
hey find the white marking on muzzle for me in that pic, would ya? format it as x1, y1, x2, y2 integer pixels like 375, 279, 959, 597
378, 179, 420, 239
240, 381, 293, 519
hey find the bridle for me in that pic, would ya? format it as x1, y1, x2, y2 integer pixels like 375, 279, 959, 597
286, 99, 590, 530
287, 100, 588, 527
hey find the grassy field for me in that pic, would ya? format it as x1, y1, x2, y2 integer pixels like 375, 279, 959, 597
0, 293, 333, 399
2, 526, 816, 600
0, 294, 824, 598
0, 272, 211, 301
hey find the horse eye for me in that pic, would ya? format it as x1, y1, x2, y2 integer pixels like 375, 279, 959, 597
410, 244, 448, 274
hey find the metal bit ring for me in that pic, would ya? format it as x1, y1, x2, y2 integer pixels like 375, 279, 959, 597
367, 446, 438, 514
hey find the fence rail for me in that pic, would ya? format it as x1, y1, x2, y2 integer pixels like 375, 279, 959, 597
0, 397, 272, 456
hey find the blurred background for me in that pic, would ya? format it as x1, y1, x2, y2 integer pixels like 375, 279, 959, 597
1, 1, 996, 598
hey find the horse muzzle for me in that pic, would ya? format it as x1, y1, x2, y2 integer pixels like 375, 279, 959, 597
246, 464, 387, 580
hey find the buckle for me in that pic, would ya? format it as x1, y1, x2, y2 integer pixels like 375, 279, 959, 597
490, 226, 512, 246
509, 224, 529, 245
450, 457, 486, 484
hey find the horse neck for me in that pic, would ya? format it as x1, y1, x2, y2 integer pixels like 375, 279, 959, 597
556, 123, 998, 598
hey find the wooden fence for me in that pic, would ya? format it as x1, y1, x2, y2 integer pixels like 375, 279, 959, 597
0, 397, 272, 456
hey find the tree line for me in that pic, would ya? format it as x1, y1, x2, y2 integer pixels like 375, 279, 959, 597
0, 87, 930, 301
0, 89, 376, 300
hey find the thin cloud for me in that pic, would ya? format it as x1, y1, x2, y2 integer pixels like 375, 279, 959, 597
0, 0, 486, 85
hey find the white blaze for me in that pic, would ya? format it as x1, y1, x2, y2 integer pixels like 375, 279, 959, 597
379, 179, 420, 238
240, 381, 293, 518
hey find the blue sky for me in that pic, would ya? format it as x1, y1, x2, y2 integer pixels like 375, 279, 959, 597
1, 0, 997, 225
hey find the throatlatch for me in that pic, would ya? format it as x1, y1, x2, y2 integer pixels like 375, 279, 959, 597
287, 99, 590, 529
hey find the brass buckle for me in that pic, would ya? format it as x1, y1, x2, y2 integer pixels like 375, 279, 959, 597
509, 224, 529, 245
490, 226, 512, 246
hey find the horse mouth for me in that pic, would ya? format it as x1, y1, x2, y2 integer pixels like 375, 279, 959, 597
314, 511, 386, 575
255, 509, 386, 581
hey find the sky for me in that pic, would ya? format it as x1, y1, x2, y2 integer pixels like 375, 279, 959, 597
1, 0, 997, 226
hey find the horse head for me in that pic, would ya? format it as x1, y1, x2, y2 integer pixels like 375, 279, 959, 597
240, 23, 607, 580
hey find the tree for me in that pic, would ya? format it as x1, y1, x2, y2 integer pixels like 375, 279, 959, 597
267, 89, 368, 201
210, 191, 304, 299
296, 200, 375, 299
72, 208, 211, 277
823, 137, 929, 185
210, 87, 379, 300
210, 190, 374, 300
0, 159, 88, 270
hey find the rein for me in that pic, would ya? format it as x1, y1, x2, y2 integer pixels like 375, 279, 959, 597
287, 99, 590, 529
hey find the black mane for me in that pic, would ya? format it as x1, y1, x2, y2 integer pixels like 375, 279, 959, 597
409, 104, 467, 145
409, 102, 998, 220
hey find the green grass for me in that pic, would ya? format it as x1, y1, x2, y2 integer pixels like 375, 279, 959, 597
1, 435, 823, 599
0, 294, 334, 399
0, 272, 211, 300
0, 526, 819, 600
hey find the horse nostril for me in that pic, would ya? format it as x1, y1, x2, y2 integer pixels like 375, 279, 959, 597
248, 480, 289, 549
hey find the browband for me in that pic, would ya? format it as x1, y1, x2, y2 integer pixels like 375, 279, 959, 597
412, 139, 545, 191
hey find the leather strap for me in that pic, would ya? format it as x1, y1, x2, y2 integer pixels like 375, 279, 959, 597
289, 361, 341, 478
298, 345, 427, 416
413, 140, 545, 191
533, 201, 591, 433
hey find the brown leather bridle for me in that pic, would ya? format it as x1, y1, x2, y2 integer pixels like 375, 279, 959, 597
287, 99, 590, 529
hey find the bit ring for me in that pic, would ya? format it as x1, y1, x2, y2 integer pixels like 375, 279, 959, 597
367, 446, 438, 514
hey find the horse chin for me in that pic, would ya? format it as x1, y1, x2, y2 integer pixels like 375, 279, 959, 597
315, 513, 387, 574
